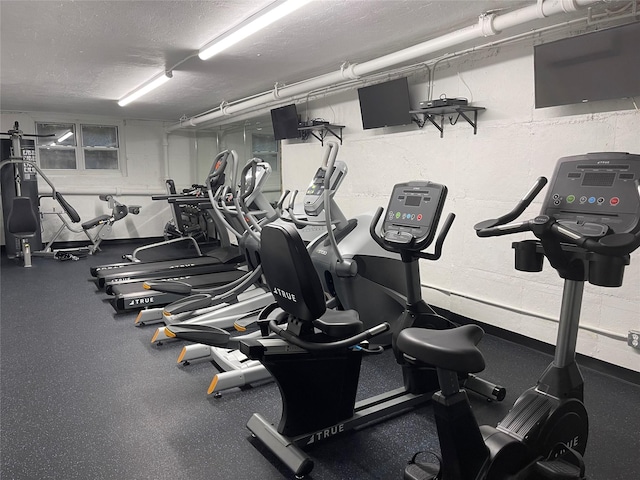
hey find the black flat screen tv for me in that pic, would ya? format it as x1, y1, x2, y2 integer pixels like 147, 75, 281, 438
358, 77, 413, 129
271, 104, 300, 140
534, 22, 640, 108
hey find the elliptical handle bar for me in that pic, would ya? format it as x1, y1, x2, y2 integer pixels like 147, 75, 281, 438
216, 186, 236, 215
240, 158, 260, 202
275, 189, 291, 211
211, 150, 230, 177
208, 185, 244, 240
322, 141, 344, 264
207, 150, 237, 195
320, 140, 339, 171
473, 176, 548, 232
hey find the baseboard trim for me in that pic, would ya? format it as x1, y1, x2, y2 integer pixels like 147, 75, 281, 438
432, 306, 640, 387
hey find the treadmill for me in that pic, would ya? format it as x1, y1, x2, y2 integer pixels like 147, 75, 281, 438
107, 157, 277, 312
92, 150, 247, 288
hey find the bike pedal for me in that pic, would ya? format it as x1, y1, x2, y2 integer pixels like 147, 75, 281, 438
404, 462, 440, 480
404, 450, 441, 480
534, 458, 584, 479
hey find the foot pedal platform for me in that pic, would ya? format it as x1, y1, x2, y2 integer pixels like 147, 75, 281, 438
534, 443, 586, 479
535, 458, 584, 479
404, 463, 440, 480
403, 451, 441, 480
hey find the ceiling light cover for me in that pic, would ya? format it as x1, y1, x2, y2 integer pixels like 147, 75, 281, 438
118, 71, 173, 107
198, 0, 313, 61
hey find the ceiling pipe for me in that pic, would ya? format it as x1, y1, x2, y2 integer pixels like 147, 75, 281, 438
166, 0, 603, 133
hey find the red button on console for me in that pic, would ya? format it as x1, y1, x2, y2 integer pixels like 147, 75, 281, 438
610, 197, 620, 206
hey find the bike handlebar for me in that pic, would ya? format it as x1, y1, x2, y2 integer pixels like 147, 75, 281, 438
369, 206, 455, 260
473, 176, 548, 231
475, 179, 640, 257
550, 221, 640, 256
269, 319, 390, 352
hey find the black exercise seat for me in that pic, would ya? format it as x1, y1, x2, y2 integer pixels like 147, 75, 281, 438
313, 309, 363, 338
397, 324, 486, 374
81, 196, 128, 230
7, 197, 39, 267
261, 222, 363, 339
81, 214, 112, 230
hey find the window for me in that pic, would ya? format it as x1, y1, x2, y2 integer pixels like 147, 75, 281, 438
252, 133, 281, 203
36, 122, 120, 171
36, 123, 77, 169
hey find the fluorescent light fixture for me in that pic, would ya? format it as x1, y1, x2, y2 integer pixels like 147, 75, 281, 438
118, 71, 173, 107
198, 0, 312, 61
57, 131, 73, 142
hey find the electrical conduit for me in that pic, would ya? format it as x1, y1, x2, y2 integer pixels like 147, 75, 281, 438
166, 0, 600, 132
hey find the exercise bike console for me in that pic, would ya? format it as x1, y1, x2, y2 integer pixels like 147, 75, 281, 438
380, 181, 448, 248
541, 152, 640, 235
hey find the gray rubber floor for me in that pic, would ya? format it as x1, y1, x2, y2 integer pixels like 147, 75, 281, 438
1, 242, 638, 480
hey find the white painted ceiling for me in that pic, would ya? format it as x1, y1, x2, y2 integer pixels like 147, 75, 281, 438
0, 0, 585, 127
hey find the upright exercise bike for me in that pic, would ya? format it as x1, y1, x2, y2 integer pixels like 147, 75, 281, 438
397, 152, 640, 480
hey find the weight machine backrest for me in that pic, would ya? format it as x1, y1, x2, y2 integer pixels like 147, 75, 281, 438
7, 197, 38, 238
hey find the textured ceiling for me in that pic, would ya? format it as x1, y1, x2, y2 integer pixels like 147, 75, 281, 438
1, 0, 572, 126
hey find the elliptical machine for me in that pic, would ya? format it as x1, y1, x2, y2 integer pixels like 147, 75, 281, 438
161, 144, 352, 395
397, 152, 640, 480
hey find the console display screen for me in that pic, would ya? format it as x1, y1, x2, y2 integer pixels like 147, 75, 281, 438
582, 172, 616, 187
404, 195, 421, 207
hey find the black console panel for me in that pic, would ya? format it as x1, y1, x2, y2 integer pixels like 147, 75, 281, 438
541, 152, 640, 235
382, 181, 447, 249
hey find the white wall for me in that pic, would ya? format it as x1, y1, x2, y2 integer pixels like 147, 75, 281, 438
1, 112, 201, 245
280, 40, 640, 371
195, 132, 219, 182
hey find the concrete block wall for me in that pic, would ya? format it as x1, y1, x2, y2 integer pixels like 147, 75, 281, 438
280, 40, 640, 371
